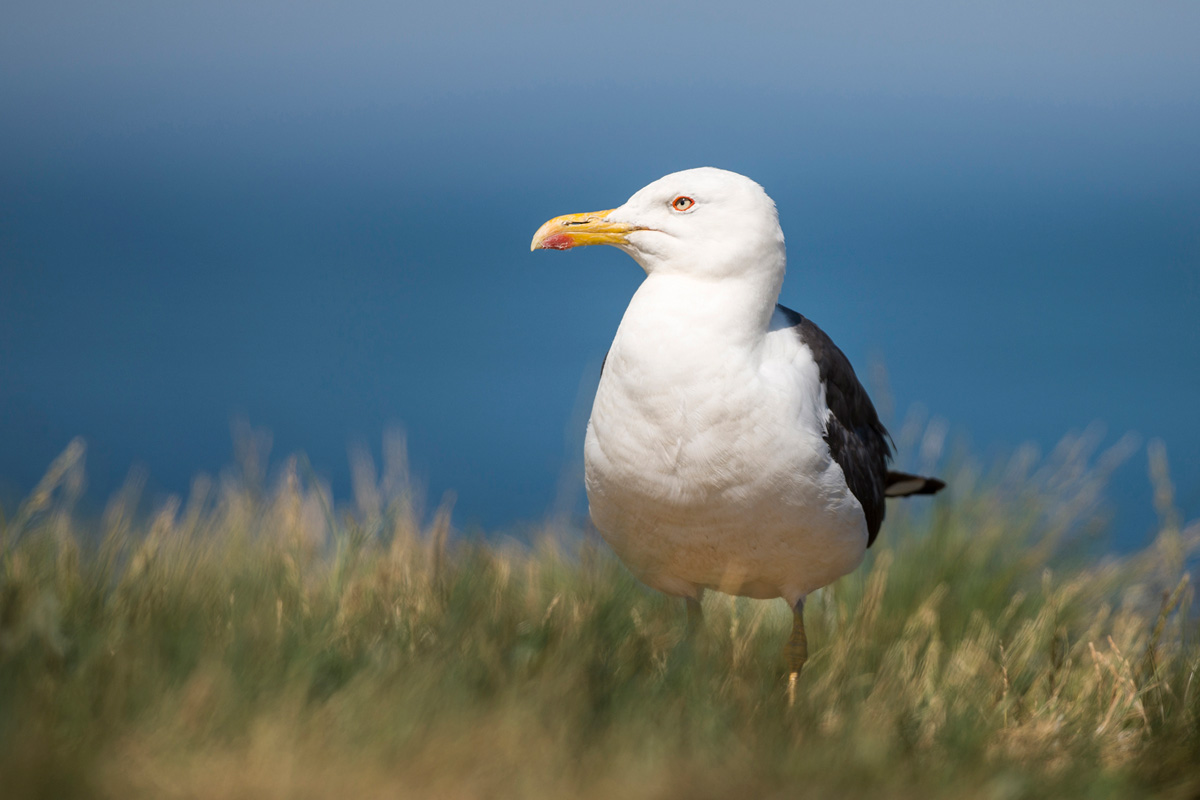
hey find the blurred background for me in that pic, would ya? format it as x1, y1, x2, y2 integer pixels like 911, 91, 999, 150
2, 0, 1197, 544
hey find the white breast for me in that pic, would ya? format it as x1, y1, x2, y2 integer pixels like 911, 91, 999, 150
584, 278, 868, 605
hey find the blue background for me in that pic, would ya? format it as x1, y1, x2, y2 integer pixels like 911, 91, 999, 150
2, 1, 1198, 542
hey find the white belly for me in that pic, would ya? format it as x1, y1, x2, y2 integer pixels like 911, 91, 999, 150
584, 301, 868, 606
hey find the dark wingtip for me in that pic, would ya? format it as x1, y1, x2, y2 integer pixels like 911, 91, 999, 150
920, 477, 947, 494
884, 471, 946, 497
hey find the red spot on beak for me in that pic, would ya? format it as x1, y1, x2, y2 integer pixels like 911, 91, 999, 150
541, 234, 575, 250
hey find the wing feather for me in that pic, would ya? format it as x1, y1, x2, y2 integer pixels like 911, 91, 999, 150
777, 305, 892, 546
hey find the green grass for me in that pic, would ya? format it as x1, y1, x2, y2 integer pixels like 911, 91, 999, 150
1, 433, 1197, 799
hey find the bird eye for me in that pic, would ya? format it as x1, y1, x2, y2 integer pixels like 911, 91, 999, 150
671, 196, 695, 212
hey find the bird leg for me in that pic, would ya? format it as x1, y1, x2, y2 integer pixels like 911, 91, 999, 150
785, 598, 807, 706
686, 595, 703, 638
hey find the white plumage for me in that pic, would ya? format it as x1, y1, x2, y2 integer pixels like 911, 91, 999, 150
585, 281, 867, 607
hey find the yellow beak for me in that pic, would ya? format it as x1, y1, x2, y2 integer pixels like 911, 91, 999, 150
530, 209, 644, 251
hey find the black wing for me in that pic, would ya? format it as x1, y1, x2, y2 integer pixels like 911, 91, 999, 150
777, 305, 892, 546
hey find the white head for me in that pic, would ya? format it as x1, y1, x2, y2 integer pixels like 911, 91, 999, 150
531, 168, 787, 285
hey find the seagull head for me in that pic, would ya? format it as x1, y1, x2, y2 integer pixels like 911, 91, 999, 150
531, 167, 786, 282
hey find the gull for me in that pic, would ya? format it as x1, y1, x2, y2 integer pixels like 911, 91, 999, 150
531, 167, 944, 696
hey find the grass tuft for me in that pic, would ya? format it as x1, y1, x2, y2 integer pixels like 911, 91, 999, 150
1, 433, 1197, 799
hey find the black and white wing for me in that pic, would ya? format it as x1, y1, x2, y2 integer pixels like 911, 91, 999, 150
778, 305, 895, 546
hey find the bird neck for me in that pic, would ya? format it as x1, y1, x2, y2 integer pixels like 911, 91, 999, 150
624, 271, 783, 351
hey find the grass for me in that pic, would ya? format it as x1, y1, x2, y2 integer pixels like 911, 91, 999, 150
1, 431, 1197, 799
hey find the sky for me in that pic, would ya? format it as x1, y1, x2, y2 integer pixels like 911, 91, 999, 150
2, 1, 1198, 544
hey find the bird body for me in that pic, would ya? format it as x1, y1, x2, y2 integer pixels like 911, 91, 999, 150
531, 167, 943, 689
586, 283, 867, 605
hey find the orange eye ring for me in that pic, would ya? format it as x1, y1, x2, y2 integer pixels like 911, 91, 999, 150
671, 196, 695, 212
